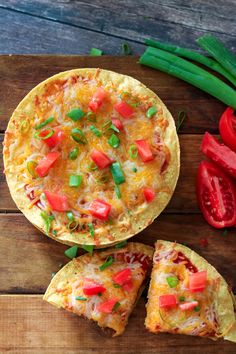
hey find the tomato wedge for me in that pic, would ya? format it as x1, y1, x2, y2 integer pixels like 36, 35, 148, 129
40, 128, 65, 148
114, 101, 134, 119
159, 294, 177, 309
35, 151, 60, 177
90, 149, 113, 169
112, 268, 131, 286
219, 107, 236, 152
89, 199, 111, 220
143, 187, 155, 203
83, 279, 106, 296
44, 190, 69, 212
189, 271, 207, 292
98, 298, 118, 313
135, 139, 154, 162
112, 118, 123, 131
88, 88, 107, 112
201, 132, 236, 179
196, 161, 236, 228
179, 301, 199, 311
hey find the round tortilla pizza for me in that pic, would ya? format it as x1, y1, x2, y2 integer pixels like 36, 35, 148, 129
3, 68, 180, 247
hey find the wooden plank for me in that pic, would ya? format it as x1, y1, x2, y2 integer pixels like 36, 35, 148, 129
0, 213, 235, 294
0, 295, 235, 354
0, 0, 235, 51
0, 55, 225, 133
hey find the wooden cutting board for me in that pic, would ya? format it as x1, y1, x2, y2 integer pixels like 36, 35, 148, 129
0, 55, 235, 354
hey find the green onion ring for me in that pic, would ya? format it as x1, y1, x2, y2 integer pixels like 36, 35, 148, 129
34, 128, 54, 140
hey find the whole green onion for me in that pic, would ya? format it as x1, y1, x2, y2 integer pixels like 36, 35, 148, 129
35, 116, 54, 130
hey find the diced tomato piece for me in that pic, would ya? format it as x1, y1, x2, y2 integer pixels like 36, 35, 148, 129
35, 151, 60, 177
143, 187, 155, 203
189, 271, 207, 292
112, 118, 123, 131
179, 301, 199, 311
135, 139, 154, 162
114, 101, 134, 119
40, 128, 65, 148
112, 268, 132, 286
88, 88, 107, 112
90, 149, 113, 169
159, 294, 177, 309
83, 279, 106, 296
44, 190, 69, 212
122, 279, 133, 292
89, 199, 111, 221
98, 298, 118, 313
219, 107, 236, 152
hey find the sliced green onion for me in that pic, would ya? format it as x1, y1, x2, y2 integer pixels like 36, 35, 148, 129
114, 184, 121, 199
108, 134, 120, 148
27, 160, 38, 178
194, 305, 201, 312
146, 106, 157, 118
132, 167, 137, 173
87, 111, 97, 122
179, 296, 185, 302
67, 219, 79, 231
139, 46, 236, 109
69, 147, 79, 160
35, 116, 54, 130
115, 240, 127, 249
90, 47, 103, 56
20, 120, 30, 134
113, 283, 121, 288
67, 108, 85, 121
69, 174, 82, 187
82, 245, 94, 254
75, 296, 87, 301
129, 145, 138, 159
52, 230, 57, 236
176, 111, 186, 132
110, 124, 120, 133
96, 174, 110, 184
64, 245, 78, 259
87, 161, 98, 171
145, 38, 236, 87
34, 128, 54, 140
88, 223, 95, 237
112, 301, 121, 311
99, 256, 114, 271
66, 211, 74, 221
90, 125, 102, 137
40, 211, 54, 234
122, 42, 132, 55
166, 276, 179, 288
71, 128, 87, 144
110, 162, 125, 185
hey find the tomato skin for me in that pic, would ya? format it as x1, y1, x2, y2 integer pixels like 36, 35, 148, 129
159, 294, 177, 309
98, 298, 118, 313
40, 128, 65, 148
112, 268, 132, 286
189, 271, 207, 292
196, 161, 236, 228
179, 301, 199, 311
88, 88, 107, 112
89, 199, 111, 220
90, 149, 113, 169
112, 118, 123, 131
114, 101, 134, 119
135, 139, 154, 162
219, 107, 236, 152
143, 187, 155, 203
35, 151, 60, 177
83, 279, 106, 296
44, 190, 69, 212
201, 132, 236, 179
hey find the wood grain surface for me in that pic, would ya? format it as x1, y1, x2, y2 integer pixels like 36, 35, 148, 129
0, 55, 235, 353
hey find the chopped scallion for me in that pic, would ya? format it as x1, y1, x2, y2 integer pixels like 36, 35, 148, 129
115, 241, 127, 249
132, 167, 137, 172
82, 245, 94, 254
108, 134, 120, 148
114, 184, 121, 199
129, 145, 138, 159
110, 124, 120, 133
112, 301, 121, 311
99, 256, 114, 271
35, 116, 54, 130
90, 125, 102, 137
69, 147, 79, 160
110, 162, 125, 184
146, 106, 157, 118
71, 128, 87, 144
69, 174, 82, 187
75, 296, 87, 301
166, 276, 179, 288
67, 108, 85, 121
66, 211, 74, 221
34, 128, 54, 140
90, 47, 103, 56
67, 219, 79, 231
87, 111, 97, 122
20, 120, 30, 134
194, 305, 200, 312
40, 211, 55, 234
179, 296, 185, 302
64, 245, 78, 259
122, 42, 132, 55
27, 160, 38, 178
88, 223, 95, 237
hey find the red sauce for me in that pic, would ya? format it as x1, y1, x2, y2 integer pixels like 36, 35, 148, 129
112, 252, 152, 271
173, 251, 198, 273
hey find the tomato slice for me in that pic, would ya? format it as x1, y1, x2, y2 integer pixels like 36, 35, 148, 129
40, 128, 65, 148
201, 132, 236, 179
112, 268, 131, 286
44, 190, 69, 212
90, 149, 113, 169
114, 101, 134, 119
83, 279, 106, 296
196, 161, 236, 228
112, 118, 123, 131
179, 301, 199, 311
159, 294, 177, 309
89, 199, 111, 220
219, 107, 236, 152
35, 151, 60, 177
143, 187, 155, 203
88, 88, 107, 112
98, 298, 118, 313
189, 271, 207, 292
135, 139, 154, 162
